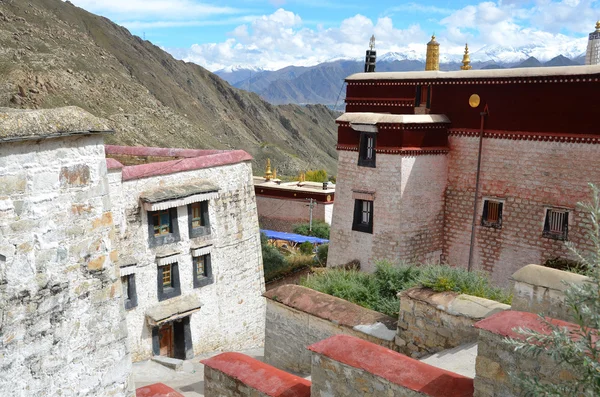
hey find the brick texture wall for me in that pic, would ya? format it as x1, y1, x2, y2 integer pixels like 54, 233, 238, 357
328, 151, 447, 271
444, 135, 599, 285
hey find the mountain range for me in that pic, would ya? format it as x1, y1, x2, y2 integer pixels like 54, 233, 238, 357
215, 46, 588, 107
0, 0, 339, 176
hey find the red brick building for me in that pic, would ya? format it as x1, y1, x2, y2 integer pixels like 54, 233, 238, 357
328, 65, 600, 285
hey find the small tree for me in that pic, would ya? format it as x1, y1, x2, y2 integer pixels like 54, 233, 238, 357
506, 184, 600, 396
305, 169, 328, 183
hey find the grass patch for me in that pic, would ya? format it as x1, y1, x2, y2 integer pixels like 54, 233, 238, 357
301, 261, 512, 317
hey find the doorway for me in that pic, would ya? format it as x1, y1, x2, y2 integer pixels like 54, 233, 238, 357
158, 323, 173, 357
152, 316, 194, 360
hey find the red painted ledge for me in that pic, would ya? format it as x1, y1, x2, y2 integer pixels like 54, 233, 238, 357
135, 383, 184, 397
201, 352, 311, 397
307, 335, 473, 397
474, 310, 580, 340
106, 158, 124, 170
105, 145, 226, 158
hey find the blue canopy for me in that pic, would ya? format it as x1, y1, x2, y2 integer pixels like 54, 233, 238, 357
260, 229, 329, 244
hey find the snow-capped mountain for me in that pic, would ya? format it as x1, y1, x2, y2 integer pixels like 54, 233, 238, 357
470, 40, 587, 64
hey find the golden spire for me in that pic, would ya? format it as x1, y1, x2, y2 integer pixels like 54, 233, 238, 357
265, 158, 273, 181
369, 34, 375, 51
273, 168, 277, 179
425, 34, 440, 71
596, 20, 600, 32
461, 43, 472, 70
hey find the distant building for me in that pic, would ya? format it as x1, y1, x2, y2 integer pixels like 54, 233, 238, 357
254, 173, 335, 233
105, 145, 265, 362
586, 21, 600, 65
328, 64, 600, 285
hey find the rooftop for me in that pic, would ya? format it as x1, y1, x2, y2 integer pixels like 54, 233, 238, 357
346, 65, 600, 82
253, 177, 335, 194
0, 106, 112, 142
337, 113, 450, 125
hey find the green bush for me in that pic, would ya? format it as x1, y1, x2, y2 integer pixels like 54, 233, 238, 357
305, 169, 328, 183
301, 261, 512, 317
293, 221, 330, 239
316, 244, 328, 266
299, 241, 314, 255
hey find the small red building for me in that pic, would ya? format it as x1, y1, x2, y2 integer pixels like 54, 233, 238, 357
328, 65, 600, 285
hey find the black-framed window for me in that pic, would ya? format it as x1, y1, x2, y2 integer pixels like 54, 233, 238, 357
148, 207, 180, 247
188, 202, 211, 238
157, 262, 181, 301
481, 200, 503, 229
193, 254, 214, 288
352, 199, 373, 234
122, 274, 138, 310
543, 209, 569, 241
358, 132, 376, 168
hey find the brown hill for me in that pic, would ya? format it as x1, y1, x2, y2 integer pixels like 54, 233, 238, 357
0, 0, 338, 175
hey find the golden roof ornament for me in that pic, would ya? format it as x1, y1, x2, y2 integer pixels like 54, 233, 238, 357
273, 168, 277, 179
425, 34, 440, 71
369, 34, 376, 51
461, 43, 472, 70
596, 21, 600, 32
265, 158, 273, 181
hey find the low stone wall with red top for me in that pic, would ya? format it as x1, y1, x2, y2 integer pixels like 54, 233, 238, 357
201, 352, 311, 397
473, 311, 578, 397
308, 335, 474, 397
135, 383, 184, 397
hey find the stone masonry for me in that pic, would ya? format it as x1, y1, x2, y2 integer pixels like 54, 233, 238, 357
396, 287, 509, 358
328, 151, 447, 271
0, 107, 133, 396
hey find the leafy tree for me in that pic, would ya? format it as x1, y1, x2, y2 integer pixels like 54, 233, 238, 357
506, 184, 600, 396
305, 169, 328, 183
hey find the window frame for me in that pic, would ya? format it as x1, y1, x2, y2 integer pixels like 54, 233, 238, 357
193, 253, 214, 288
147, 207, 180, 247
352, 199, 374, 234
481, 199, 504, 229
358, 132, 377, 168
188, 201, 211, 239
543, 208, 569, 241
122, 274, 138, 310
157, 262, 181, 301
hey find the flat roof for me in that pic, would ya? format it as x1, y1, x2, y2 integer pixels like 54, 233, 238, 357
337, 113, 450, 125
346, 65, 600, 81
0, 106, 112, 142
253, 177, 335, 194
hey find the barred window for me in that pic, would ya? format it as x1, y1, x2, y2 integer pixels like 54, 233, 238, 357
152, 210, 171, 236
543, 209, 569, 241
352, 199, 373, 234
481, 200, 503, 229
358, 132, 376, 168
193, 253, 213, 288
162, 264, 172, 287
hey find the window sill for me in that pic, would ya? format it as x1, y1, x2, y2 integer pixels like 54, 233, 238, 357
481, 222, 502, 229
542, 232, 568, 241
189, 226, 211, 239
194, 275, 214, 289
352, 224, 373, 234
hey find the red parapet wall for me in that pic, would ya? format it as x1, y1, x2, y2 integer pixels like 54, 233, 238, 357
474, 310, 580, 340
105, 145, 226, 158
201, 352, 311, 397
135, 383, 184, 397
308, 334, 474, 397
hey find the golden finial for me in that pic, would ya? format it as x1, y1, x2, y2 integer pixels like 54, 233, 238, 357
369, 34, 375, 51
425, 34, 440, 71
265, 158, 273, 181
461, 43, 472, 70
273, 168, 277, 179
596, 20, 600, 31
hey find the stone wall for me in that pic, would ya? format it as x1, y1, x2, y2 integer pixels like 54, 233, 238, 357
263, 285, 397, 374
396, 288, 509, 358
308, 335, 474, 397
109, 158, 265, 361
202, 352, 310, 397
473, 311, 577, 397
256, 195, 331, 232
328, 151, 447, 272
510, 264, 587, 322
0, 135, 133, 396
444, 135, 599, 286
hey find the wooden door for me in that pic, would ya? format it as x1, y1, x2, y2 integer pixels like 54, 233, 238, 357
159, 323, 173, 357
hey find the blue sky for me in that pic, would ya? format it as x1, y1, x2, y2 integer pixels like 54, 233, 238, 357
68, 0, 599, 70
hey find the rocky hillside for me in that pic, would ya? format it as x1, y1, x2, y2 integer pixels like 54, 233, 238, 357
0, 0, 338, 176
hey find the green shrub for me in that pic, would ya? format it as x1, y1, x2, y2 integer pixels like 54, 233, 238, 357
316, 244, 328, 266
299, 242, 313, 255
293, 221, 330, 239
305, 169, 328, 183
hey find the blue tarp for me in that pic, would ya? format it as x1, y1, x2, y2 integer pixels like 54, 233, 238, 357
260, 229, 329, 244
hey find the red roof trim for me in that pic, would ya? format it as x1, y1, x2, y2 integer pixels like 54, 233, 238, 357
201, 352, 311, 397
106, 158, 124, 170
307, 335, 474, 397
105, 145, 226, 158
135, 383, 184, 397
474, 310, 579, 340
449, 129, 600, 143
119, 150, 252, 181
336, 144, 449, 155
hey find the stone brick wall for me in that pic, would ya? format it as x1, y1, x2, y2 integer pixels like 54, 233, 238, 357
328, 151, 447, 272
256, 195, 329, 232
444, 135, 599, 286
202, 352, 310, 397
0, 136, 133, 396
111, 160, 265, 361
396, 288, 509, 358
308, 335, 474, 397
511, 264, 587, 322
263, 285, 397, 374
473, 311, 577, 397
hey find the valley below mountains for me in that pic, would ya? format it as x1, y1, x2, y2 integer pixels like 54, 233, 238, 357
0, 0, 339, 176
